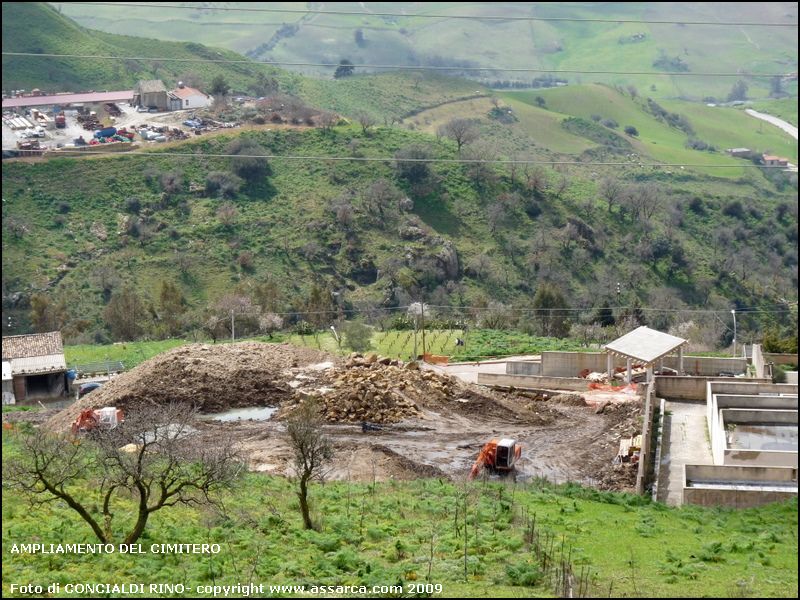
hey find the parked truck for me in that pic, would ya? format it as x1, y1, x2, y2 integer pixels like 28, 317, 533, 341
55, 112, 66, 128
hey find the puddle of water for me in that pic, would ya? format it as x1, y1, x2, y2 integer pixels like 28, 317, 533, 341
203, 406, 278, 422
728, 424, 798, 451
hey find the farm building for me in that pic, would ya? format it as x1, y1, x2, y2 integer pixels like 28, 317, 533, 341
1, 90, 133, 111
133, 80, 168, 111
1, 331, 68, 402
170, 83, 212, 109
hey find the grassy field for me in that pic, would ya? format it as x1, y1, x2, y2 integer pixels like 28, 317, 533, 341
2, 430, 797, 598
2, 3, 268, 92
57, 2, 798, 102
748, 98, 799, 127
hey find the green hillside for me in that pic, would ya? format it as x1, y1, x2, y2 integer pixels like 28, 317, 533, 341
56, 1, 798, 101
2, 2, 268, 92
3, 123, 796, 343
507, 84, 797, 175
3, 454, 797, 599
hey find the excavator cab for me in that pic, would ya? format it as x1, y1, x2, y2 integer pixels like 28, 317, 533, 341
468, 438, 522, 479
495, 439, 518, 470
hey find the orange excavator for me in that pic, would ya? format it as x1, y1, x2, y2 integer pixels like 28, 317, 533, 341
468, 438, 522, 480
71, 407, 124, 435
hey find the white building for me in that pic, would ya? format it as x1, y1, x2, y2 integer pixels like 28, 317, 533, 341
170, 83, 212, 110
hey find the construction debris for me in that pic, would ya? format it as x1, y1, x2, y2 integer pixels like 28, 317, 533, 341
46, 342, 338, 432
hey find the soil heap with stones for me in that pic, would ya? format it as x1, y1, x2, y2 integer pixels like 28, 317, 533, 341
47, 342, 338, 432
283, 352, 521, 424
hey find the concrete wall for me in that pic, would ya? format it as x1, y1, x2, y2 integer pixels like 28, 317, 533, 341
683, 464, 797, 508
540, 351, 748, 378
717, 409, 798, 468
787, 372, 798, 385
506, 361, 541, 376
765, 353, 799, 366
655, 376, 773, 401
477, 372, 590, 391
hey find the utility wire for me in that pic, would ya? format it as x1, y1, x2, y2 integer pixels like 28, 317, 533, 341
61, 2, 800, 27
31, 149, 795, 169
1, 52, 790, 78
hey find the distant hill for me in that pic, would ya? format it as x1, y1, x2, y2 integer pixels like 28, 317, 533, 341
2, 2, 267, 92
55, 1, 799, 101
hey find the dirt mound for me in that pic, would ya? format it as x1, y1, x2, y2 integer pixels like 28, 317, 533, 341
550, 393, 587, 406
282, 353, 522, 424
46, 342, 338, 432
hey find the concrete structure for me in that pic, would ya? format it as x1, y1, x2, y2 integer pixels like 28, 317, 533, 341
654, 376, 772, 401
133, 80, 168, 111
763, 154, 790, 167
764, 353, 799, 366
1, 331, 68, 401
506, 360, 541, 375
726, 147, 751, 157
2, 90, 133, 110
538, 351, 747, 379
477, 372, 590, 391
683, 465, 797, 508
2, 361, 13, 404
170, 84, 212, 109
603, 326, 688, 383
787, 372, 798, 384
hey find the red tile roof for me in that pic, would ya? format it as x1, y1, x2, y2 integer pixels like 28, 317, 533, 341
2, 91, 133, 109
171, 86, 208, 100
2, 331, 64, 359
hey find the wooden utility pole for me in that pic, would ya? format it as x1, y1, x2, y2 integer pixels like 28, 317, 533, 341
420, 302, 426, 356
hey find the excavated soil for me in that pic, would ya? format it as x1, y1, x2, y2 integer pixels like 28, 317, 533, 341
45, 342, 338, 432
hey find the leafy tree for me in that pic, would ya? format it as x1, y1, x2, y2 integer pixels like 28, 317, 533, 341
226, 138, 270, 182
593, 301, 616, 327
205, 171, 243, 198
342, 320, 373, 352
103, 285, 148, 341
534, 96, 546, 107
210, 74, 230, 98
532, 283, 570, 337
394, 144, 433, 185
727, 80, 748, 102
333, 59, 355, 79
624, 125, 639, 136
286, 399, 333, 530
5, 404, 241, 544
354, 29, 366, 47
356, 111, 376, 135
158, 280, 187, 338
29, 293, 67, 333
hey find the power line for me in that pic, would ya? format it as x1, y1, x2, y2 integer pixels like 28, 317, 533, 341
30, 148, 794, 170
2, 52, 789, 78
61, 2, 800, 27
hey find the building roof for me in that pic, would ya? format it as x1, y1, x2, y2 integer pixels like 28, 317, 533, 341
603, 326, 687, 365
727, 148, 750, 153
2, 90, 133, 109
2, 331, 63, 360
136, 80, 167, 94
763, 155, 789, 162
171, 85, 208, 100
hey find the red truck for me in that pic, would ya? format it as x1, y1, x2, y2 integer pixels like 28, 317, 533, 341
55, 112, 66, 128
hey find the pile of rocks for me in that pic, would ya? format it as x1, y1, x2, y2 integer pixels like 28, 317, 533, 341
289, 353, 460, 423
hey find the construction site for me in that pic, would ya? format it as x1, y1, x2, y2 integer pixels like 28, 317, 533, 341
8, 325, 792, 502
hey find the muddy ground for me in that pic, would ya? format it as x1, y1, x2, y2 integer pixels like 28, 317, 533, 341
23, 344, 641, 491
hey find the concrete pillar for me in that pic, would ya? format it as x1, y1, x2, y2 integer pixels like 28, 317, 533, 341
678, 346, 684, 374
659, 358, 664, 374
626, 358, 632, 383
607, 353, 613, 381
646, 365, 654, 383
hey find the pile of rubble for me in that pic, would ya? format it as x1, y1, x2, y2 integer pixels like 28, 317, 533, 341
46, 342, 338, 432
284, 352, 484, 424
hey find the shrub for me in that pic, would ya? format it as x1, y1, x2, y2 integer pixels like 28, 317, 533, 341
205, 171, 243, 198
601, 118, 619, 129
624, 125, 639, 136
124, 197, 141, 214
723, 200, 745, 219
57, 201, 71, 214
342, 320, 373, 352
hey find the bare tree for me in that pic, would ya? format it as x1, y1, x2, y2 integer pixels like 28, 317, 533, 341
286, 399, 333, 530
5, 404, 241, 544
598, 177, 623, 213
438, 118, 479, 152
356, 111, 376, 135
